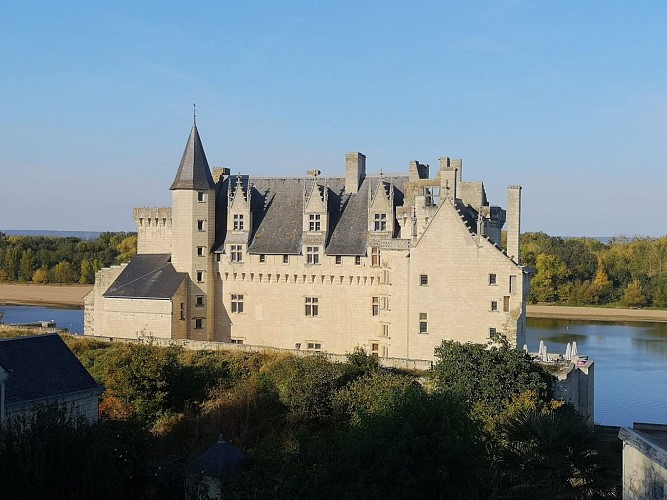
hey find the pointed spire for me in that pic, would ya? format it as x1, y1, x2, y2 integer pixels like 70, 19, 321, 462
170, 122, 215, 191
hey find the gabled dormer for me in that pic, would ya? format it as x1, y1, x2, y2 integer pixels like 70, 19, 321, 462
302, 176, 329, 236
227, 175, 252, 243
368, 179, 394, 236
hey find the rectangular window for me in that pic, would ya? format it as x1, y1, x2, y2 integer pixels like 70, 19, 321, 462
307, 342, 322, 351
372, 296, 380, 316
196, 295, 204, 307
306, 246, 319, 265
197, 192, 205, 202
216, 253, 221, 263
489, 327, 497, 338
233, 214, 244, 231
196, 271, 204, 282
231, 339, 244, 345
420, 274, 429, 286
195, 318, 204, 329
309, 214, 321, 232
509, 275, 516, 294
382, 345, 389, 357
489, 273, 497, 285
180, 302, 185, 320
381, 324, 389, 337
335, 255, 342, 265
305, 297, 319, 317
374, 213, 387, 231
503, 296, 510, 312
197, 220, 205, 231
259, 254, 266, 263
424, 186, 440, 207
491, 301, 498, 311
231, 294, 244, 313
197, 246, 205, 257
231, 245, 243, 262
419, 313, 428, 334
370, 342, 379, 356
283, 254, 289, 264
371, 247, 380, 267
355, 256, 361, 266
381, 296, 390, 311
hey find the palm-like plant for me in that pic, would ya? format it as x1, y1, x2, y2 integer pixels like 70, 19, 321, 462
492, 408, 617, 499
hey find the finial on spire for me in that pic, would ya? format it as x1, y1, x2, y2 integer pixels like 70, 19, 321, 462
193, 102, 197, 124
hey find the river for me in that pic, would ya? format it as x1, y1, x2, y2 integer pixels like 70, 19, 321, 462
526, 318, 667, 426
0, 304, 664, 426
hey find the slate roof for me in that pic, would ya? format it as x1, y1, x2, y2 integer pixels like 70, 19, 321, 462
187, 435, 246, 478
0, 334, 103, 406
103, 254, 186, 299
214, 175, 408, 256
170, 122, 215, 191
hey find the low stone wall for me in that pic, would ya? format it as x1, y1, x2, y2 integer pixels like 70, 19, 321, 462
85, 334, 434, 371
0, 324, 66, 335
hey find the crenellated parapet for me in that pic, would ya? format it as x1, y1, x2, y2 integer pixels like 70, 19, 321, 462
134, 207, 172, 254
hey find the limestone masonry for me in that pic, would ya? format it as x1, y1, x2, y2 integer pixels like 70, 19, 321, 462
85, 122, 530, 361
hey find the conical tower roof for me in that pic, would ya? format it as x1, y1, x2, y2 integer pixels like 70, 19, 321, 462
170, 122, 215, 190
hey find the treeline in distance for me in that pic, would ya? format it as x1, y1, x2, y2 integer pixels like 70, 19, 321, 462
0, 232, 137, 284
522, 232, 667, 307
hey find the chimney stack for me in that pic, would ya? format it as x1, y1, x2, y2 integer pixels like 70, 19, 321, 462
345, 152, 366, 194
507, 185, 522, 264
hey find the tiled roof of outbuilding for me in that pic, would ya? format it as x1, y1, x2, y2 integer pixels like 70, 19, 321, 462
103, 254, 186, 299
0, 333, 103, 406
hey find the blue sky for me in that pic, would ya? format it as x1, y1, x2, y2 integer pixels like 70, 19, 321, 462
1, 1, 665, 236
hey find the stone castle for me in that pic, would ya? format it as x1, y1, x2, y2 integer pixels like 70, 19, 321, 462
85, 121, 529, 361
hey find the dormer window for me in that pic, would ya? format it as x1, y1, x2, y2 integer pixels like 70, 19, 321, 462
233, 214, 244, 231
373, 213, 387, 231
309, 214, 321, 232
306, 246, 320, 265
424, 186, 440, 207
230, 245, 243, 263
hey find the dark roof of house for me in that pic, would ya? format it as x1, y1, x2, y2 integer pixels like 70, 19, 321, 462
187, 435, 246, 478
103, 254, 186, 299
0, 333, 103, 406
214, 175, 408, 256
170, 122, 215, 191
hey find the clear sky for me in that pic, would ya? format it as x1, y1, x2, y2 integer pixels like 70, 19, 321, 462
1, 1, 665, 236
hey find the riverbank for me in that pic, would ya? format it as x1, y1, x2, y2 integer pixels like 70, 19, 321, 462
0, 283, 92, 307
2, 283, 667, 322
527, 305, 667, 323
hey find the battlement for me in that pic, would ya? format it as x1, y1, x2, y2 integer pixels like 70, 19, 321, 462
133, 207, 172, 227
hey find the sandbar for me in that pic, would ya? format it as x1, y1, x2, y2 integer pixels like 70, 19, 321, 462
527, 305, 667, 323
0, 283, 93, 307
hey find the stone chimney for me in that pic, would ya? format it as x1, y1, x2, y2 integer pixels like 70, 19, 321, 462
345, 152, 366, 194
507, 185, 522, 264
439, 157, 459, 201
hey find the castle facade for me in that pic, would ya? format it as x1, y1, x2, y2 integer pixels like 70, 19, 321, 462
85, 122, 529, 361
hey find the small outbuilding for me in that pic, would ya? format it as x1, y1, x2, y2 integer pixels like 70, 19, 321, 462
186, 435, 246, 500
0, 333, 103, 424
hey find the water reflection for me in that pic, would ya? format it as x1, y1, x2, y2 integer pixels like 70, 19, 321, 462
526, 318, 667, 426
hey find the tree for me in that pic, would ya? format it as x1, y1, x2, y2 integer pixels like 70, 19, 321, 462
19, 249, 35, 281
80, 259, 95, 284
431, 340, 554, 421
116, 235, 137, 264
621, 279, 646, 308
530, 253, 569, 303
492, 407, 617, 498
3, 246, 21, 281
32, 267, 49, 284
50, 260, 79, 283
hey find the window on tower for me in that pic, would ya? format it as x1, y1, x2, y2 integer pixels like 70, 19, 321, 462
233, 214, 244, 231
